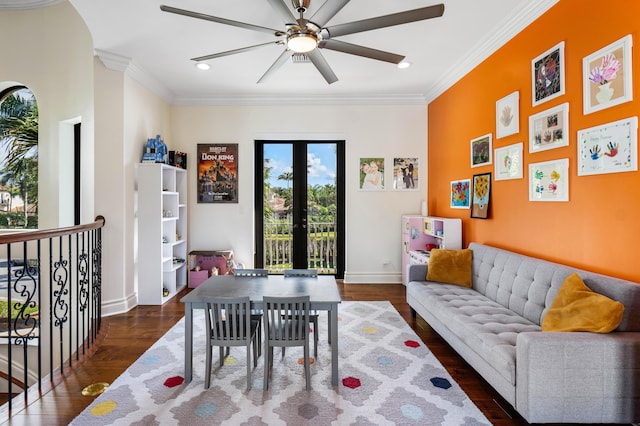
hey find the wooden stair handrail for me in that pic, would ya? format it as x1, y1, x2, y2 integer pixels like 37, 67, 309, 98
0, 216, 105, 245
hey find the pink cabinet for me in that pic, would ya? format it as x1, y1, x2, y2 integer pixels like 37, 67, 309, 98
401, 216, 431, 285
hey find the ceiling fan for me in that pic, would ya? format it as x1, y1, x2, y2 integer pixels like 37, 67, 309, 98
160, 0, 444, 84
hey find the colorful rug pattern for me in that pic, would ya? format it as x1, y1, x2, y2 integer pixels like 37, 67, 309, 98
71, 301, 490, 425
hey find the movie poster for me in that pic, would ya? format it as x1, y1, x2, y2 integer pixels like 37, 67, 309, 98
197, 144, 238, 203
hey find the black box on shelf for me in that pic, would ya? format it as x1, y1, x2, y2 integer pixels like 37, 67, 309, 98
169, 151, 187, 169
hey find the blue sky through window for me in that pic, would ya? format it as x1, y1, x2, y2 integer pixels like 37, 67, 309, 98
265, 143, 336, 188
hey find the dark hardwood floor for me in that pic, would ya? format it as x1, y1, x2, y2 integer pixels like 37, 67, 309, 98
3, 282, 625, 425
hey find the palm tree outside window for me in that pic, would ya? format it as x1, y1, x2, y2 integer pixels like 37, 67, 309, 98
0, 86, 38, 229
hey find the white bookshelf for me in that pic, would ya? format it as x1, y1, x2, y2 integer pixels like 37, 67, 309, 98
136, 163, 187, 305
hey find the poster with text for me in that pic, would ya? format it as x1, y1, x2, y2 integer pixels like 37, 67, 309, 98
197, 144, 238, 203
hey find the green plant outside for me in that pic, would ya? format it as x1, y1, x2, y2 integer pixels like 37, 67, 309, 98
0, 300, 38, 318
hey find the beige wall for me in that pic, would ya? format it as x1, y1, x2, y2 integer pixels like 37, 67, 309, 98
0, 1, 94, 229
170, 104, 427, 283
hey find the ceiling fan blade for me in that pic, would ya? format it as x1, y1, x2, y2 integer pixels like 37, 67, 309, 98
265, 0, 297, 24
191, 42, 281, 62
257, 50, 294, 83
325, 4, 444, 38
307, 49, 338, 84
320, 39, 404, 64
310, 0, 350, 27
160, 5, 281, 35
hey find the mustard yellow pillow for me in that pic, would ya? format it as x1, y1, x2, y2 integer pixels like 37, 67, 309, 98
542, 272, 624, 333
426, 248, 472, 288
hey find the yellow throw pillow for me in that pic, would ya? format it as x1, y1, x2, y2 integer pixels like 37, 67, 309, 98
542, 272, 624, 333
426, 248, 472, 287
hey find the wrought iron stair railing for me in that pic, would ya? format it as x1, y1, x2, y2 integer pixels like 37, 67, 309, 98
0, 216, 105, 416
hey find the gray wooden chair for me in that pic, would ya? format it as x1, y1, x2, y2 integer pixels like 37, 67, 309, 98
284, 269, 320, 357
233, 268, 268, 353
204, 296, 260, 391
263, 295, 311, 391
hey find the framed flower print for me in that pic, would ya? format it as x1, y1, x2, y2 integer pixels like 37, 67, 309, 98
471, 173, 491, 219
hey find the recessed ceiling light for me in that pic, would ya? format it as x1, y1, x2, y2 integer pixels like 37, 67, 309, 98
397, 61, 412, 69
195, 63, 210, 70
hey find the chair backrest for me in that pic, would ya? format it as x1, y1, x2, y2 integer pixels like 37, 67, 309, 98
204, 296, 252, 343
263, 295, 310, 342
283, 269, 318, 278
234, 268, 268, 277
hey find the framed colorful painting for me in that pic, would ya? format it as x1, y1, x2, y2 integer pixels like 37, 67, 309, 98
529, 102, 569, 153
471, 173, 491, 219
528, 158, 569, 202
577, 116, 638, 176
583, 34, 633, 115
496, 91, 519, 138
359, 157, 384, 190
494, 142, 523, 180
470, 133, 492, 167
197, 143, 238, 203
532, 41, 565, 107
450, 179, 470, 209
392, 157, 419, 190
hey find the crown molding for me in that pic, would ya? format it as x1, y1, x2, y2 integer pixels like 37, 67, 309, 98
423, 0, 560, 104
172, 94, 427, 107
94, 49, 175, 104
0, 0, 63, 9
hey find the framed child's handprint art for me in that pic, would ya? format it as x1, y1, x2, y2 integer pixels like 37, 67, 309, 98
583, 35, 633, 115
577, 116, 638, 176
496, 91, 519, 138
528, 159, 568, 202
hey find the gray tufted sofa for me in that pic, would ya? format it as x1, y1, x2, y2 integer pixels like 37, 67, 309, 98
406, 242, 640, 424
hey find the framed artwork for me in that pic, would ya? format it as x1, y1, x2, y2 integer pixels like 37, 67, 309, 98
529, 102, 569, 153
583, 34, 633, 114
359, 157, 384, 190
528, 158, 569, 202
532, 41, 565, 107
471, 173, 491, 219
450, 179, 471, 209
470, 133, 493, 167
197, 143, 238, 203
496, 91, 519, 138
494, 142, 523, 180
392, 157, 419, 190
577, 116, 638, 176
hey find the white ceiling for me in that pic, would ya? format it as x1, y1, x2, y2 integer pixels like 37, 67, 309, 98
56, 1, 556, 104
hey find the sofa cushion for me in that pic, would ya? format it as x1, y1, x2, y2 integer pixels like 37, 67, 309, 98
412, 281, 540, 385
542, 272, 624, 332
426, 248, 472, 287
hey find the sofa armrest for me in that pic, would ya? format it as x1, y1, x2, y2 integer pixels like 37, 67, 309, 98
407, 264, 428, 282
516, 331, 640, 424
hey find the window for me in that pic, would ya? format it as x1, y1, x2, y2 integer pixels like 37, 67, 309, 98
0, 86, 38, 229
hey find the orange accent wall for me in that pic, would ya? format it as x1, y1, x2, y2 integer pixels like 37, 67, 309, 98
428, 0, 640, 282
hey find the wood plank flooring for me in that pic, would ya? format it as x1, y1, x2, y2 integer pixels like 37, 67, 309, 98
2, 282, 621, 425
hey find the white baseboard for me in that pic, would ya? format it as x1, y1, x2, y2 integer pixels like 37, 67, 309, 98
101, 292, 138, 316
343, 272, 402, 284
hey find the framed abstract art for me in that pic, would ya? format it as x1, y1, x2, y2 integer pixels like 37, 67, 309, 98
532, 41, 565, 107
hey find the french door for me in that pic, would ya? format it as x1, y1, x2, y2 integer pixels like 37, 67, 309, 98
254, 140, 345, 277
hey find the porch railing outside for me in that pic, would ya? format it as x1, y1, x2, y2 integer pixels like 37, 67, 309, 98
0, 216, 105, 415
264, 220, 336, 274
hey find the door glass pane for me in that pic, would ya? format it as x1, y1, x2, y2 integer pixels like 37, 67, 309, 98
307, 143, 337, 273
263, 144, 292, 272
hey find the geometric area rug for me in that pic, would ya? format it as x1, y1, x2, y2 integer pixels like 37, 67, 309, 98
71, 301, 491, 425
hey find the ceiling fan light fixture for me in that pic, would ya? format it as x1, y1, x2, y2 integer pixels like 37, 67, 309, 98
287, 32, 318, 53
